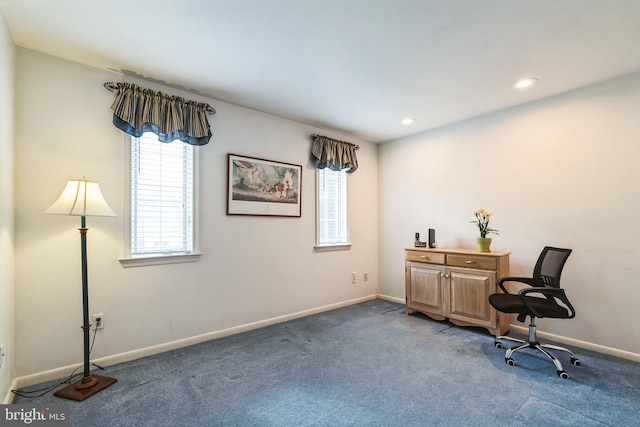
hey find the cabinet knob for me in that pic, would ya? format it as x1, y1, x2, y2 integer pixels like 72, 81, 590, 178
465, 260, 473, 264
420, 256, 428, 259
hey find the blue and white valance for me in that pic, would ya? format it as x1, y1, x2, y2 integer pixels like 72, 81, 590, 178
310, 134, 359, 173
104, 82, 215, 146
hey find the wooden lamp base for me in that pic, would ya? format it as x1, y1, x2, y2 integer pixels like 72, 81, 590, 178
54, 374, 117, 402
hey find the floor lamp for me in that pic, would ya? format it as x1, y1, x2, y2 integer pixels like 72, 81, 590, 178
45, 178, 118, 401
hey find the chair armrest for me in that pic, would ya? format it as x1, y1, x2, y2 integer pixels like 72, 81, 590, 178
518, 287, 576, 319
496, 276, 540, 294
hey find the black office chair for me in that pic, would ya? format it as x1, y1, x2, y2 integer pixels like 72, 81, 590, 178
488, 246, 580, 379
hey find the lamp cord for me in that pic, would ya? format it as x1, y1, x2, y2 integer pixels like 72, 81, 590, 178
11, 325, 105, 398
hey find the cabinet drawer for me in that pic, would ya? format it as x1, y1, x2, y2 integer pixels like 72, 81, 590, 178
406, 251, 445, 264
447, 254, 497, 270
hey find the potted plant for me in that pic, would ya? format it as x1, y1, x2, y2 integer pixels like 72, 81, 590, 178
471, 208, 499, 252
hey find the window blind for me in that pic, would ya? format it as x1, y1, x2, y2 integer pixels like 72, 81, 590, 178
318, 168, 348, 245
131, 133, 194, 256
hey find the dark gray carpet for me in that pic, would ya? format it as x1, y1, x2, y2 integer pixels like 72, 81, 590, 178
12, 299, 640, 426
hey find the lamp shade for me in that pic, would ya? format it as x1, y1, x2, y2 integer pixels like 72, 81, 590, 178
45, 179, 117, 217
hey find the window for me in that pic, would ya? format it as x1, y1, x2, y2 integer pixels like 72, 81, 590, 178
316, 168, 349, 248
121, 132, 200, 266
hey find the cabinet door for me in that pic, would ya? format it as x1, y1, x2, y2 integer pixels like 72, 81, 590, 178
447, 267, 496, 329
406, 262, 446, 316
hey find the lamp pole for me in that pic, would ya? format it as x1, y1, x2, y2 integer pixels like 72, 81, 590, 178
77, 216, 96, 387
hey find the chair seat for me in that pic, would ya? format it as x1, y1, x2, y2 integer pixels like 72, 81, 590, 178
488, 293, 569, 318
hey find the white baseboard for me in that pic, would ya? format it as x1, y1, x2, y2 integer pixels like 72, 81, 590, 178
13, 294, 378, 389
379, 293, 640, 362
12, 294, 640, 391
377, 294, 404, 305
3, 379, 18, 404
509, 325, 640, 362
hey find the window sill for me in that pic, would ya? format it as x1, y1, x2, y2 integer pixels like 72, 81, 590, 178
119, 253, 202, 268
314, 243, 352, 252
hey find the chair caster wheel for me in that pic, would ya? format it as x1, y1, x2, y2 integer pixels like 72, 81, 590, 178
558, 371, 569, 379
506, 358, 516, 366
494, 341, 504, 349
571, 357, 581, 366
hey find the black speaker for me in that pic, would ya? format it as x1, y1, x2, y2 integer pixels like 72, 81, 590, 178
428, 229, 436, 248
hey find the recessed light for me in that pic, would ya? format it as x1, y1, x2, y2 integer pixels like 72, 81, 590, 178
514, 78, 538, 89
401, 117, 416, 125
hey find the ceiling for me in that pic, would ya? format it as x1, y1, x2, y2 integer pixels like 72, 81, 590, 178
2, 0, 640, 143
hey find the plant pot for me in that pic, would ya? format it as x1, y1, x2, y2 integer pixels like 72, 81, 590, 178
476, 237, 492, 252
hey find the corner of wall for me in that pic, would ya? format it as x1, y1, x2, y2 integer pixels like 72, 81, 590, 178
0, 4, 17, 404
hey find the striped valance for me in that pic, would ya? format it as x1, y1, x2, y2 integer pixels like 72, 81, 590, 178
310, 134, 359, 173
104, 82, 215, 146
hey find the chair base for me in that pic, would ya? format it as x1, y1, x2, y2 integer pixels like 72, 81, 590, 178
494, 318, 580, 379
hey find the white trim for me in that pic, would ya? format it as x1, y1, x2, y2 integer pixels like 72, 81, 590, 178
376, 293, 640, 362
13, 295, 377, 389
3, 379, 18, 404
315, 168, 349, 247
119, 253, 202, 268
192, 146, 201, 255
313, 243, 352, 252
122, 133, 133, 258
376, 294, 405, 305
315, 168, 320, 244
12, 294, 640, 391
123, 134, 200, 261
509, 324, 640, 362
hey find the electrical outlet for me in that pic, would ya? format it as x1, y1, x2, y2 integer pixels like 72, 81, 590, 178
0, 344, 5, 368
92, 313, 105, 330
364, 272, 368, 282
351, 272, 357, 284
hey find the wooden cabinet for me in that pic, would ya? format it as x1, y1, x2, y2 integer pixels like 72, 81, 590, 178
405, 248, 510, 336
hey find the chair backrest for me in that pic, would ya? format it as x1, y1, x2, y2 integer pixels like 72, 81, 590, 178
533, 246, 572, 288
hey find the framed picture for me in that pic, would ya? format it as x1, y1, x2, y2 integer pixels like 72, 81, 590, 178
227, 153, 302, 217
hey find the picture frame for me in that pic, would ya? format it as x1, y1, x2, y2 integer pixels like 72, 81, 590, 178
227, 153, 302, 217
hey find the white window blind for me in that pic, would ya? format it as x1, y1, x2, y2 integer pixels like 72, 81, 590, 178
317, 168, 348, 245
131, 133, 194, 256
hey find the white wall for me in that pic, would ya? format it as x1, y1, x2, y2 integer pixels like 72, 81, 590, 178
379, 72, 640, 356
0, 7, 16, 402
14, 49, 378, 377
13, 39, 639, 384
